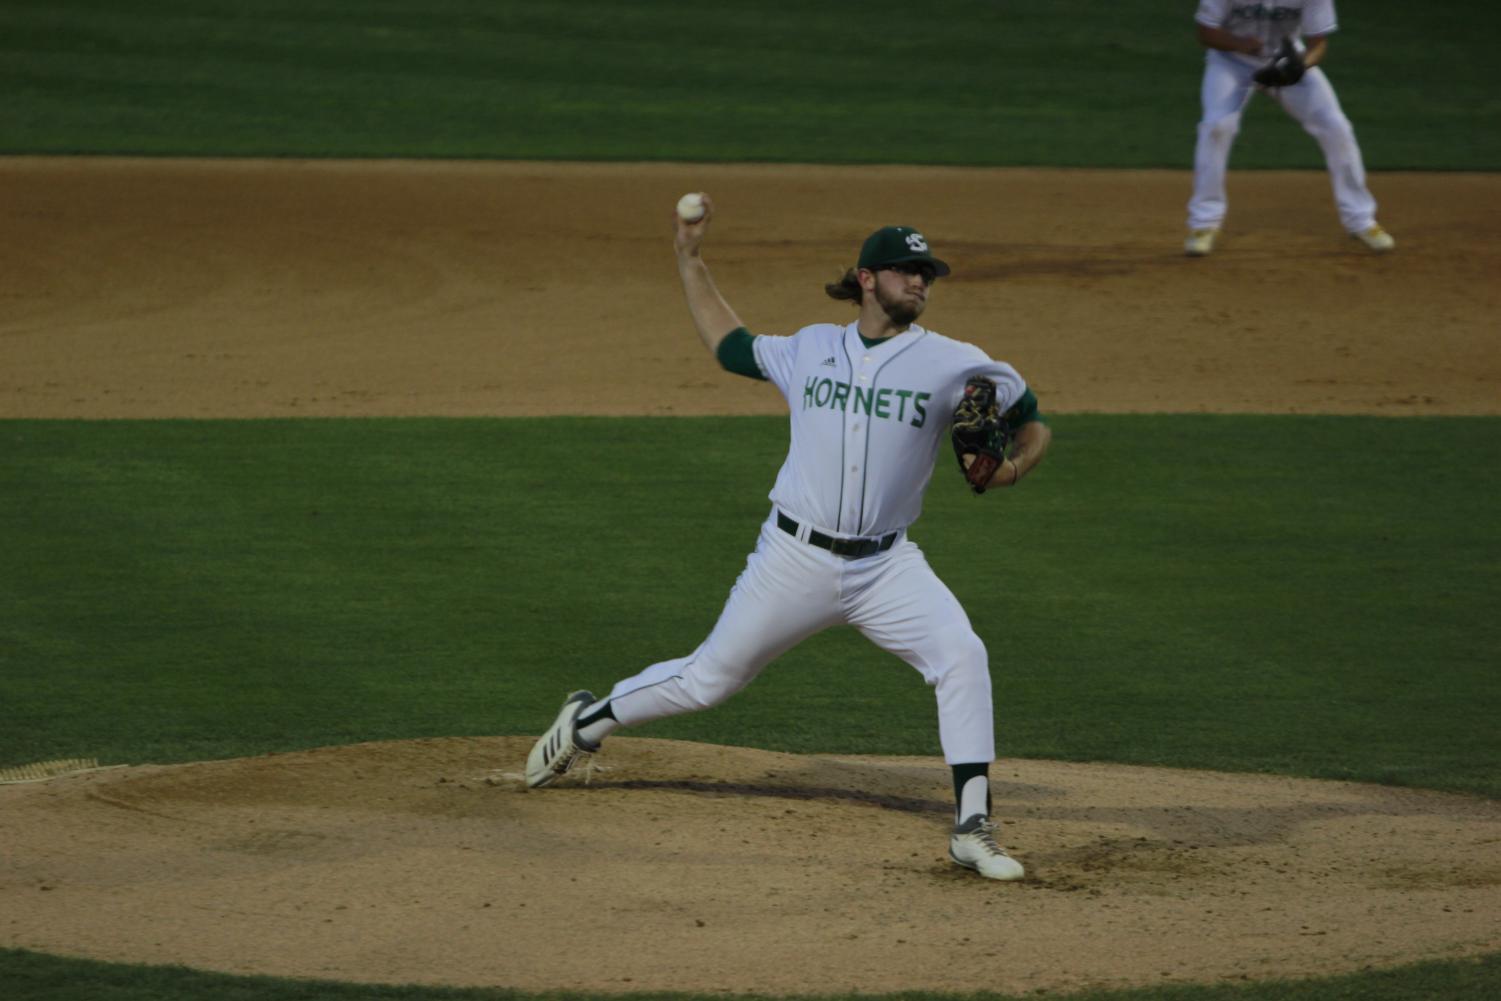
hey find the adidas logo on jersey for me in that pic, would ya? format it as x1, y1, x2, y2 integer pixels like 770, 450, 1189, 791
820, 356, 837, 367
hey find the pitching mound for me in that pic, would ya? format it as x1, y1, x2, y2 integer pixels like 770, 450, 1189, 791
2, 737, 1496, 995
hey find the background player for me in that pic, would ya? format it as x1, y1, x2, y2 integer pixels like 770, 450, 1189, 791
1185, 0, 1395, 256
526, 195, 1052, 881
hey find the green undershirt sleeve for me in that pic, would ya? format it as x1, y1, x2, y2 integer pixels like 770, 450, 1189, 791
715, 327, 766, 380
1005, 387, 1044, 426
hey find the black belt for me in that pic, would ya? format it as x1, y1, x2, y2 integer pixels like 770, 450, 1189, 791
777, 511, 897, 559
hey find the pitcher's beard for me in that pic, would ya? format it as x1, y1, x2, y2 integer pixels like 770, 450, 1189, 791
875, 284, 924, 327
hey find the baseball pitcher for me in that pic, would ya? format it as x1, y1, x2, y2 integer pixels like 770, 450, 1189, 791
526, 195, 1052, 881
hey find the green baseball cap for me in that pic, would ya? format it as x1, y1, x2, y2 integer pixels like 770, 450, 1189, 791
857, 226, 951, 277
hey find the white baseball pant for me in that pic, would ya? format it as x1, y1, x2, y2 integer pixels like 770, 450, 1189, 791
604, 509, 996, 765
1188, 49, 1378, 234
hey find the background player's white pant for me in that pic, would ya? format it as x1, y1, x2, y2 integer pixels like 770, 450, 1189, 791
606, 510, 996, 765
1188, 50, 1378, 234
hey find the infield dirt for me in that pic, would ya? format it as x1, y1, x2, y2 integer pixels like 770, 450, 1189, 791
1, 158, 1499, 994
2, 158, 1499, 419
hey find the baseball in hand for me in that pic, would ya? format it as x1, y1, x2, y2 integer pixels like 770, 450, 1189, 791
676, 192, 706, 223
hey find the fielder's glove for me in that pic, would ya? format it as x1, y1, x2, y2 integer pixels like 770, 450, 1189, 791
1253, 38, 1306, 88
950, 377, 1010, 495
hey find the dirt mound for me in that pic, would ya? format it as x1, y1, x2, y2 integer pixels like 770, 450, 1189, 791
2, 737, 1496, 994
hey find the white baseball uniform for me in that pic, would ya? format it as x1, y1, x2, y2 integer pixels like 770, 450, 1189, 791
1188, 0, 1380, 234
602, 321, 1028, 765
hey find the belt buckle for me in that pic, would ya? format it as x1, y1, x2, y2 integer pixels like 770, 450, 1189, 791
779, 511, 892, 559
832, 535, 878, 559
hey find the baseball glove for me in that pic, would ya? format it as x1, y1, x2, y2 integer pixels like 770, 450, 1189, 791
1253, 38, 1306, 88
951, 377, 1010, 495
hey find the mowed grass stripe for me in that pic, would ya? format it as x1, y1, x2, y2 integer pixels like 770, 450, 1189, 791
2, 947, 1499, 1001
2, 416, 1497, 798
0, 0, 1496, 168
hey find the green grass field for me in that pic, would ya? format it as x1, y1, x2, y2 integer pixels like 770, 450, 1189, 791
2, 0, 1497, 168
2, 1, 1498, 998
5, 948, 1500, 1001
4, 416, 1498, 793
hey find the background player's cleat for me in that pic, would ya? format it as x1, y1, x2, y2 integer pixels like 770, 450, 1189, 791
1184, 228, 1219, 257
525, 690, 599, 788
1352, 224, 1395, 252
949, 815, 1026, 881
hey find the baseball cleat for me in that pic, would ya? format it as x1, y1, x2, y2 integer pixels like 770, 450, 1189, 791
949, 815, 1026, 881
1352, 224, 1395, 252
525, 690, 599, 788
1183, 228, 1219, 257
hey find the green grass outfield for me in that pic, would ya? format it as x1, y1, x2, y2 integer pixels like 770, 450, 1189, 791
4, 416, 1498, 794
2, 0, 1497, 168
2, 416, 1500, 997
4, 948, 1499, 1001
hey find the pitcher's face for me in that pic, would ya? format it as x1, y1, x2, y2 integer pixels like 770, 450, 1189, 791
869, 263, 932, 326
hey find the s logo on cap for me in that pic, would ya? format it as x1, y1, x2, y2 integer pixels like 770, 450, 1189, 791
856, 225, 952, 278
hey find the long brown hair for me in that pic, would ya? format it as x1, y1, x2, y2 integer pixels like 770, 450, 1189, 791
823, 268, 862, 303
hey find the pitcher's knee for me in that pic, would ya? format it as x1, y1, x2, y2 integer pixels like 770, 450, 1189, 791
937, 632, 990, 687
